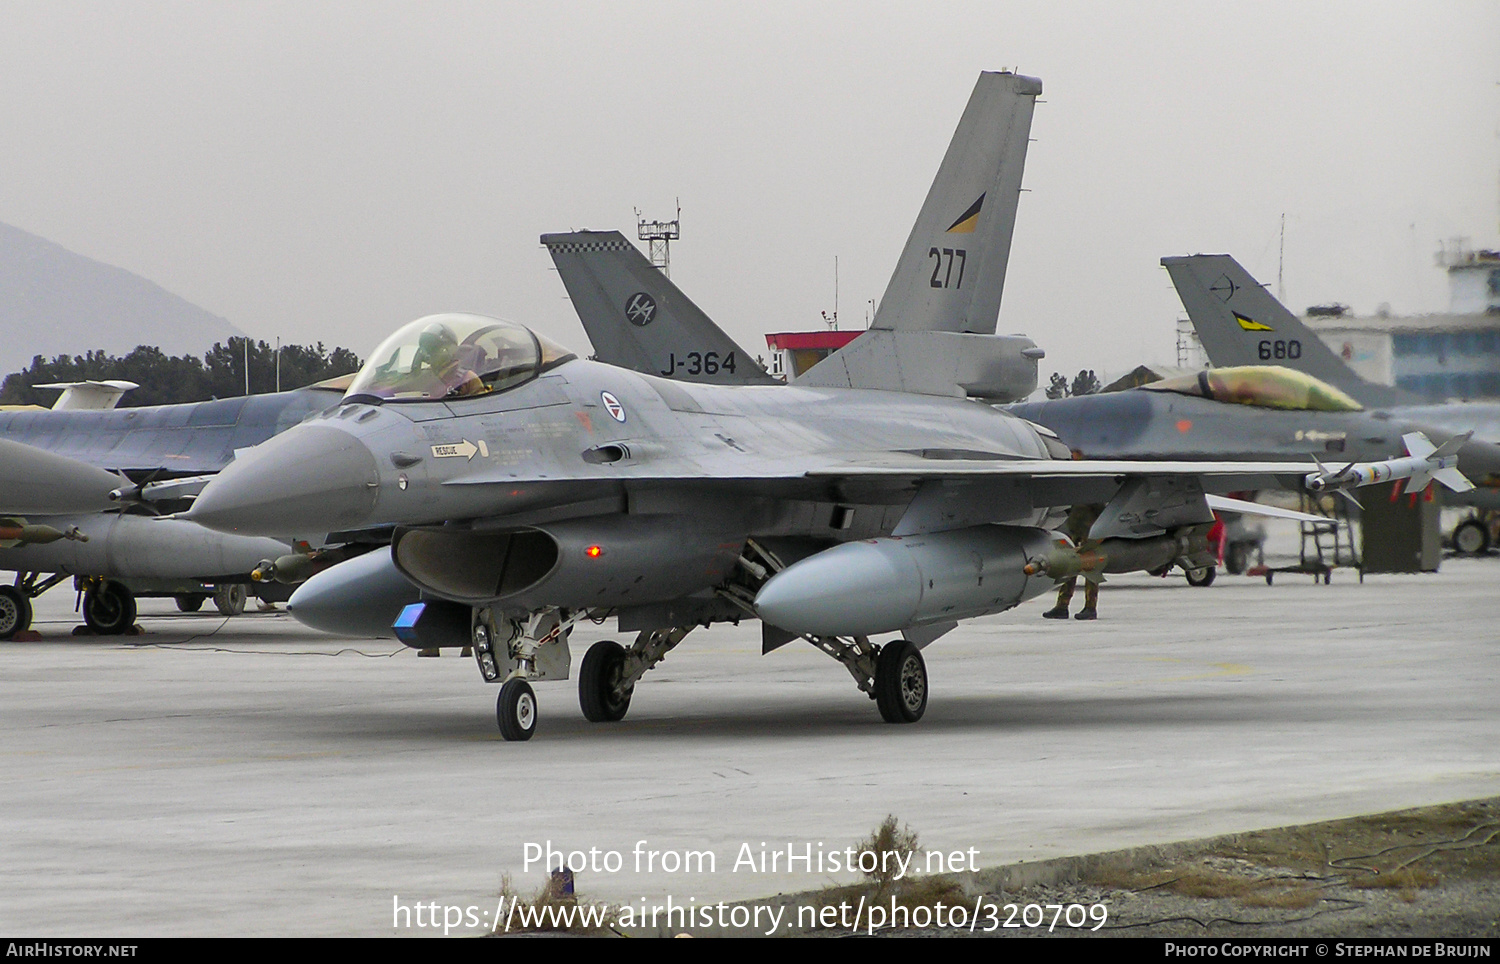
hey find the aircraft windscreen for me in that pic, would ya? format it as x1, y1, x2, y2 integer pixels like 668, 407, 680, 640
1140, 366, 1364, 412
346, 314, 574, 401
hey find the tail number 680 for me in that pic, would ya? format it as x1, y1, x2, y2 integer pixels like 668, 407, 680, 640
1258, 339, 1301, 360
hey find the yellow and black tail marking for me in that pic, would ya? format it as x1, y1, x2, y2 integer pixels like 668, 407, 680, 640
946, 194, 985, 233
1234, 311, 1274, 332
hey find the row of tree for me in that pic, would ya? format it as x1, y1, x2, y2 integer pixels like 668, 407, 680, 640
0, 339, 363, 408
1045, 369, 1102, 399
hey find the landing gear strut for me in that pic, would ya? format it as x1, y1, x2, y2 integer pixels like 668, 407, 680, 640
1, 573, 69, 640
723, 539, 934, 725
472, 608, 584, 741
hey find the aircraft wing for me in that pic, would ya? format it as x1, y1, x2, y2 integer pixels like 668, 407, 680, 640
0, 437, 122, 515
442, 452, 1312, 492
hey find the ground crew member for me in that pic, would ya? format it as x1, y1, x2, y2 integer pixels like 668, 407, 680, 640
1043, 503, 1103, 621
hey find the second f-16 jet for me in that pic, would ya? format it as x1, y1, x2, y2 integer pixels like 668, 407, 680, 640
1166, 253, 1500, 552
187, 72, 1454, 740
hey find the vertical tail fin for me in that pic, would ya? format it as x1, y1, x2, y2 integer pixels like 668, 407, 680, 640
1162, 254, 1415, 407
798, 71, 1044, 399
872, 71, 1042, 335
542, 230, 775, 385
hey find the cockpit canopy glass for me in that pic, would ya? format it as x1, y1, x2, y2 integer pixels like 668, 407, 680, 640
345, 313, 575, 402
1140, 366, 1364, 412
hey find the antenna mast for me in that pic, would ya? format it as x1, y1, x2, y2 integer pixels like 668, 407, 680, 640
637, 199, 681, 277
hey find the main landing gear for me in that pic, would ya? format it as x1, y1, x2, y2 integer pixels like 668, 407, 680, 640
0, 585, 32, 640
82, 580, 137, 635
576, 627, 692, 725
805, 634, 930, 724
873, 639, 928, 723
722, 539, 933, 726
0, 573, 69, 640
2, 574, 139, 639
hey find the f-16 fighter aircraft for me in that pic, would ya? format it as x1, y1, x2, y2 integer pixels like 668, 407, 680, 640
0, 380, 347, 637
187, 72, 1455, 740
1166, 254, 1500, 552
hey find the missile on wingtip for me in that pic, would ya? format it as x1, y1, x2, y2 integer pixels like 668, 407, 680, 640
1305, 431, 1474, 496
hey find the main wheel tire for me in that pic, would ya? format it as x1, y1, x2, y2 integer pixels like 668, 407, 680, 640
1453, 519, 1490, 556
213, 584, 247, 616
874, 640, 928, 724
175, 594, 207, 613
579, 640, 632, 723
83, 582, 137, 635
0, 586, 32, 640
1225, 543, 1249, 575
497, 679, 538, 741
1185, 566, 1217, 587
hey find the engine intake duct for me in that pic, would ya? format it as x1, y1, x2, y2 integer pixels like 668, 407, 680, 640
391, 515, 744, 609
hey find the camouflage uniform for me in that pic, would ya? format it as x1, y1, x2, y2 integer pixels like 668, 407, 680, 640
1043, 504, 1102, 621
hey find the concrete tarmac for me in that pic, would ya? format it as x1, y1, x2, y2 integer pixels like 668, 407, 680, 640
2, 544, 1497, 936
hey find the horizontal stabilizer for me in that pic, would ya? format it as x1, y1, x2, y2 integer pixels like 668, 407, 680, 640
33, 380, 139, 411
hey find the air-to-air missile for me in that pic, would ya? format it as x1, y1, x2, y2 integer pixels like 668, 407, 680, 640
1305, 432, 1474, 497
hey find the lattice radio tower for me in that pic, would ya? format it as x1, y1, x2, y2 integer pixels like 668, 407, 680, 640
636, 200, 681, 277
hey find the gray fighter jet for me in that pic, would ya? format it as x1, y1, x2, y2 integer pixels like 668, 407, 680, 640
1166, 254, 1500, 550
181, 72, 1457, 741
0, 380, 346, 637
543, 224, 1500, 582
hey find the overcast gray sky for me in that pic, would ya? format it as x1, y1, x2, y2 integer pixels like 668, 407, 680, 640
1, 1, 1495, 381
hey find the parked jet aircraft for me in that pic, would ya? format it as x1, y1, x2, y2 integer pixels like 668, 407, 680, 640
1166, 254, 1500, 552
0, 380, 347, 637
541, 227, 1500, 580
184, 72, 1455, 741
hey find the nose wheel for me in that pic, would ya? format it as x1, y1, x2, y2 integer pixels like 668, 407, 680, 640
497, 679, 538, 741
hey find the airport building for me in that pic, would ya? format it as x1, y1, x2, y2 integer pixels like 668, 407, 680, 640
1302, 246, 1500, 402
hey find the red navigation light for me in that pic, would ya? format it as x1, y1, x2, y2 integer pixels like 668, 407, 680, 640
585, 545, 603, 558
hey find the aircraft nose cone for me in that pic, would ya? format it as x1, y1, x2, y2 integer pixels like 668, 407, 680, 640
189, 425, 381, 537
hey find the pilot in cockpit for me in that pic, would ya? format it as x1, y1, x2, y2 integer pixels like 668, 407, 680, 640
414, 322, 486, 398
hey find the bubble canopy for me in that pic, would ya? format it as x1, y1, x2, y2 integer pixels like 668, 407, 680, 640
1140, 365, 1364, 412
345, 314, 576, 402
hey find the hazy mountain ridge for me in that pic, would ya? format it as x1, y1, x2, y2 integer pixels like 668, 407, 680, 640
0, 221, 246, 376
